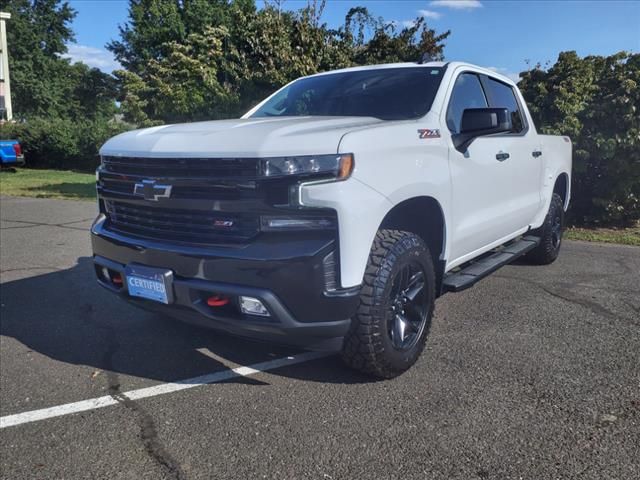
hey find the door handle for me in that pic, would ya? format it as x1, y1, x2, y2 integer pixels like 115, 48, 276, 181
532, 150, 542, 158
496, 152, 510, 161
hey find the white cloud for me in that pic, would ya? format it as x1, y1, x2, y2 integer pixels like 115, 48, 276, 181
430, 0, 483, 10
487, 66, 521, 83
418, 9, 442, 19
400, 9, 442, 28
61, 44, 121, 73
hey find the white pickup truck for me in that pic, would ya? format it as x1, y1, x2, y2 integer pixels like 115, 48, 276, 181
92, 61, 572, 378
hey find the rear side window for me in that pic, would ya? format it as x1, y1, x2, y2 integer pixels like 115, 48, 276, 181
446, 73, 488, 134
484, 78, 525, 133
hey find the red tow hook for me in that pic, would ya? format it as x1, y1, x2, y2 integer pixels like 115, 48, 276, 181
207, 295, 230, 307
112, 273, 123, 285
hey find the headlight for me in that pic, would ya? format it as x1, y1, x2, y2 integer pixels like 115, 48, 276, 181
262, 154, 353, 179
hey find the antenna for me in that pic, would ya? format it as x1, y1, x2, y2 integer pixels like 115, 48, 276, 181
418, 53, 433, 64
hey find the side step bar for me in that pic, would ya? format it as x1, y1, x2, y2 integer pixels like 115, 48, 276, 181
442, 236, 540, 293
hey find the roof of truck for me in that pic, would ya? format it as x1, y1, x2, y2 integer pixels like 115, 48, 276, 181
307, 61, 517, 86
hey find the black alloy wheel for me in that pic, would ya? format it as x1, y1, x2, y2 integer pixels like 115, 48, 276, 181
387, 262, 429, 351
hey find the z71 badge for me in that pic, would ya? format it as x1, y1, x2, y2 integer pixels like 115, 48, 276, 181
418, 129, 441, 139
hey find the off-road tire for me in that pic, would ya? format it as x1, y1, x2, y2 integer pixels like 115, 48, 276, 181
527, 193, 565, 265
341, 230, 436, 379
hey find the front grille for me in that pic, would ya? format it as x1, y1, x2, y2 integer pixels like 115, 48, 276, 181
99, 156, 301, 246
100, 177, 257, 200
104, 201, 259, 245
102, 156, 259, 178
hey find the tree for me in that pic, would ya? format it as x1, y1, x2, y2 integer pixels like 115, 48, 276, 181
0, 0, 127, 170
139, 26, 241, 123
107, 0, 255, 73
519, 52, 640, 226
112, 0, 450, 124
0, 0, 75, 118
356, 16, 449, 65
1, 0, 119, 121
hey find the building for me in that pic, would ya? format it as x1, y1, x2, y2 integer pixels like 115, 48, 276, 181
0, 12, 12, 121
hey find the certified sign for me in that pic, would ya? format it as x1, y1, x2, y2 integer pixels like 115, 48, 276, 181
124, 265, 174, 304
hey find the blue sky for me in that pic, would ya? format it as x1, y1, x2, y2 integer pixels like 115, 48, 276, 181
65, 0, 640, 81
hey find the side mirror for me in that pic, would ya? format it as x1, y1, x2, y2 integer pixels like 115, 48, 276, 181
452, 108, 512, 152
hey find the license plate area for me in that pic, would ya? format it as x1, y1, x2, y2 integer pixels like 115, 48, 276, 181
125, 264, 174, 304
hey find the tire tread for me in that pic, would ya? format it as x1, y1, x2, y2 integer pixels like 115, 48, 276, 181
341, 229, 435, 378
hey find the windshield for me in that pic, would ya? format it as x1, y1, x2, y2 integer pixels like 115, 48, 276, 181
250, 67, 445, 121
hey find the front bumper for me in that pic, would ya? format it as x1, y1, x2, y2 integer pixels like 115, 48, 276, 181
91, 216, 359, 350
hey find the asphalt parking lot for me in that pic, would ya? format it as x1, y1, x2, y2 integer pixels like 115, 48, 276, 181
1, 195, 638, 479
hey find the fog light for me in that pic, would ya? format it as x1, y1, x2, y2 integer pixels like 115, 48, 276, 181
239, 296, 270, 316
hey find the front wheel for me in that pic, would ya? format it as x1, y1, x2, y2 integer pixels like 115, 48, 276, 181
527, 193, 565, 265
341, 230, 435, 379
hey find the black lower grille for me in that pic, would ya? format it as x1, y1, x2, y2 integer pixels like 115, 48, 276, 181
104, 201, 259, 245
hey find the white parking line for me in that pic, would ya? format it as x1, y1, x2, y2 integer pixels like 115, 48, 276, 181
0, 351, 330, 429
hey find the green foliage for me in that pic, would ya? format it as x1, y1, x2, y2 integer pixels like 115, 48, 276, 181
1, 0, 127, 169
1, 118, 132, 171
109, 0, 450, 124
519, 51, 640, 226
108, 0, 255, 72
1, 0, 118, 121
129, 26, 241, 123
1, 0, 75, 118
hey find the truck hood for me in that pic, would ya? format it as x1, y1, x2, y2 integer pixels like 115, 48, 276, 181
100, 116, 384, 158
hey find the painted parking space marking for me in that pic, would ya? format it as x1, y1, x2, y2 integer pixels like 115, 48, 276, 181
0, 351, 330, 429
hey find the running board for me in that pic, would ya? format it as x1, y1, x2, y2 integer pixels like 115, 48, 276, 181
442, 236, 540, 293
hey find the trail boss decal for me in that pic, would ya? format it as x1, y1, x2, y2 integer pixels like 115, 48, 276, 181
418, 129, 441, 139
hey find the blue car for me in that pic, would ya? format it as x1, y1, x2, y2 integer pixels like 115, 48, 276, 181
0, 140, 25, 166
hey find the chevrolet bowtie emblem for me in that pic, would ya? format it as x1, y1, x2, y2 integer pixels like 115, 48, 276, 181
133, 179, 172, 201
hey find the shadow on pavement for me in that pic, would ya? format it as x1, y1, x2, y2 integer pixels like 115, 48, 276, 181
27, 182, 95, 200
0, 257, 374, 386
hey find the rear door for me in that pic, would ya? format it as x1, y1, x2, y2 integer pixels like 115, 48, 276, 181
445, 71, 541, 264
481, 76, 542, 228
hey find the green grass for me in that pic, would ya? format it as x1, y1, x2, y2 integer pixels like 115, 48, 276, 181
565, 225, 640, 247
0, 167, 96, 200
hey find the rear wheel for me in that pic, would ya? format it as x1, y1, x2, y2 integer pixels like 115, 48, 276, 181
527, 193, 565, 265
341, 230, 435, 378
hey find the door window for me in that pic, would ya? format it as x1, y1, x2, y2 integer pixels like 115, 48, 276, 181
484, 78, 525, 133
446, 73, 488, 134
